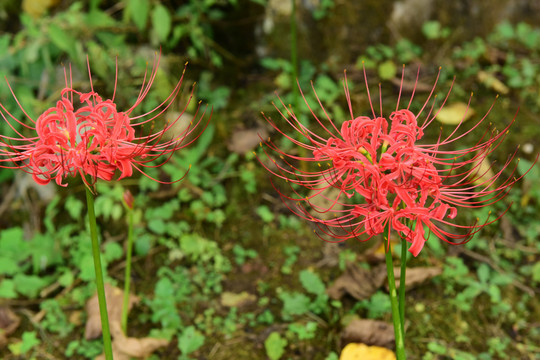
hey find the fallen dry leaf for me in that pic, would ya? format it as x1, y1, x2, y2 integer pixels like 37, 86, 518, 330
308, 183, 344, 221
477, 70, 509, 94
470, 156, 495, 187
328, 262, 441, 301
0, 307, 21, 348
340, 342, 396, 360
391, 266, 442, 290
341, 319, 395, 349
220, 291, 257, 308
327, 263, 387, 300
85, 283, 139, 340
95, 322, 169, 360
227, 127, 269, 154
435, 102, 475, 125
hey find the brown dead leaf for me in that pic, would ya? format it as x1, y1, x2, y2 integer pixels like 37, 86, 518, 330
228, 127, 269, 154
391, 266, 442, 290
0, 307, 20, 348
340, 342, 396, 360
95, 322, 169, 360
342, 319, 395, 348
85, 283, 139, 340
220, 291, 257, 308
327, 263, 387, 300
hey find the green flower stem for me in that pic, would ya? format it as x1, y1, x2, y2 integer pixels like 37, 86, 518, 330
290, 0, 299, 112
85, 186, 113, 360
399, 237, 407, 331
384, 235, 406, 360
121, 207, 134, 334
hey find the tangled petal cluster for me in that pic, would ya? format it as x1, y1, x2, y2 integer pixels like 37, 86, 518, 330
259, 67, 534, 256
0, 54, 209, 187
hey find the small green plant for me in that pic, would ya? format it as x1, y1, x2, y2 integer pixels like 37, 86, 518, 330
265, 332, 288, 360
232, 244, 258, 265
281, 245, 300, 274
178, 326, 205, 359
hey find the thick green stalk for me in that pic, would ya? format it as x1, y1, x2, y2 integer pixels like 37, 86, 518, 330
384, 235, 406, 360
399, 237, 407, 331
85, 187, 113, 360
121, 207, 134, 334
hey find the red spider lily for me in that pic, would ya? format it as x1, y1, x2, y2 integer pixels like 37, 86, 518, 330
258, 66, 535, 256
0, 53, 210, 188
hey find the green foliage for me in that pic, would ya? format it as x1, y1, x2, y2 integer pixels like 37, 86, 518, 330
232, 244, 258, 265
422, 20, 451, 40
280, 245, 300, 274
1, 2, 539, 359
178, 326, 205, 359
443, 257, 513, 312
288, 321, 317, 340
8, 331, 40, 356
264, 332, 288, 360
40, 299, 74, 337
256, 205, 275, 223
65, 339, 103, 359
279, 291, 311, 319
357, 291, 392, 319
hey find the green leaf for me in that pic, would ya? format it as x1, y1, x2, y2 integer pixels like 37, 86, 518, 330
48, 23, 78, 60
129, 0, 150, 30
104, 242, 123, 262
178, 326, 205, 355
65, 196, 84, 220
152, 4, 172, 42
279, 291, 310, 318
0, 257, 19, 275
325, 352, 339, 360
378, 60, 397, 80
0, 227, 28, 262
0, 279, 17, 298
13, 274, 49, 298
256, 205, 275, 223
299, 269, 325, 296
264, 332, 287, 360
477, 263, 490, 284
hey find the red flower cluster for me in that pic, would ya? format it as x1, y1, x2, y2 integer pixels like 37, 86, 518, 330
260, 67, 532, 256
0, 54, 208, 187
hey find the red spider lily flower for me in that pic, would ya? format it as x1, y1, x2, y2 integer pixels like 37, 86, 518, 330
258, 66, 535, 256
0, 53, 209, 188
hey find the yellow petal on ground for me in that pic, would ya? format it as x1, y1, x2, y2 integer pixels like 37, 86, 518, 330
339, 343, 396, 360
477, 70, 509, 95
435, 102, 475, 125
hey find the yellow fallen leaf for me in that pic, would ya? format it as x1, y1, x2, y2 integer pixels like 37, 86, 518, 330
340, 343, 396, 360
470, 156, 495, 187
477, 71, 509, 95
435, 102, 475, 125
22, 0, 60, 18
